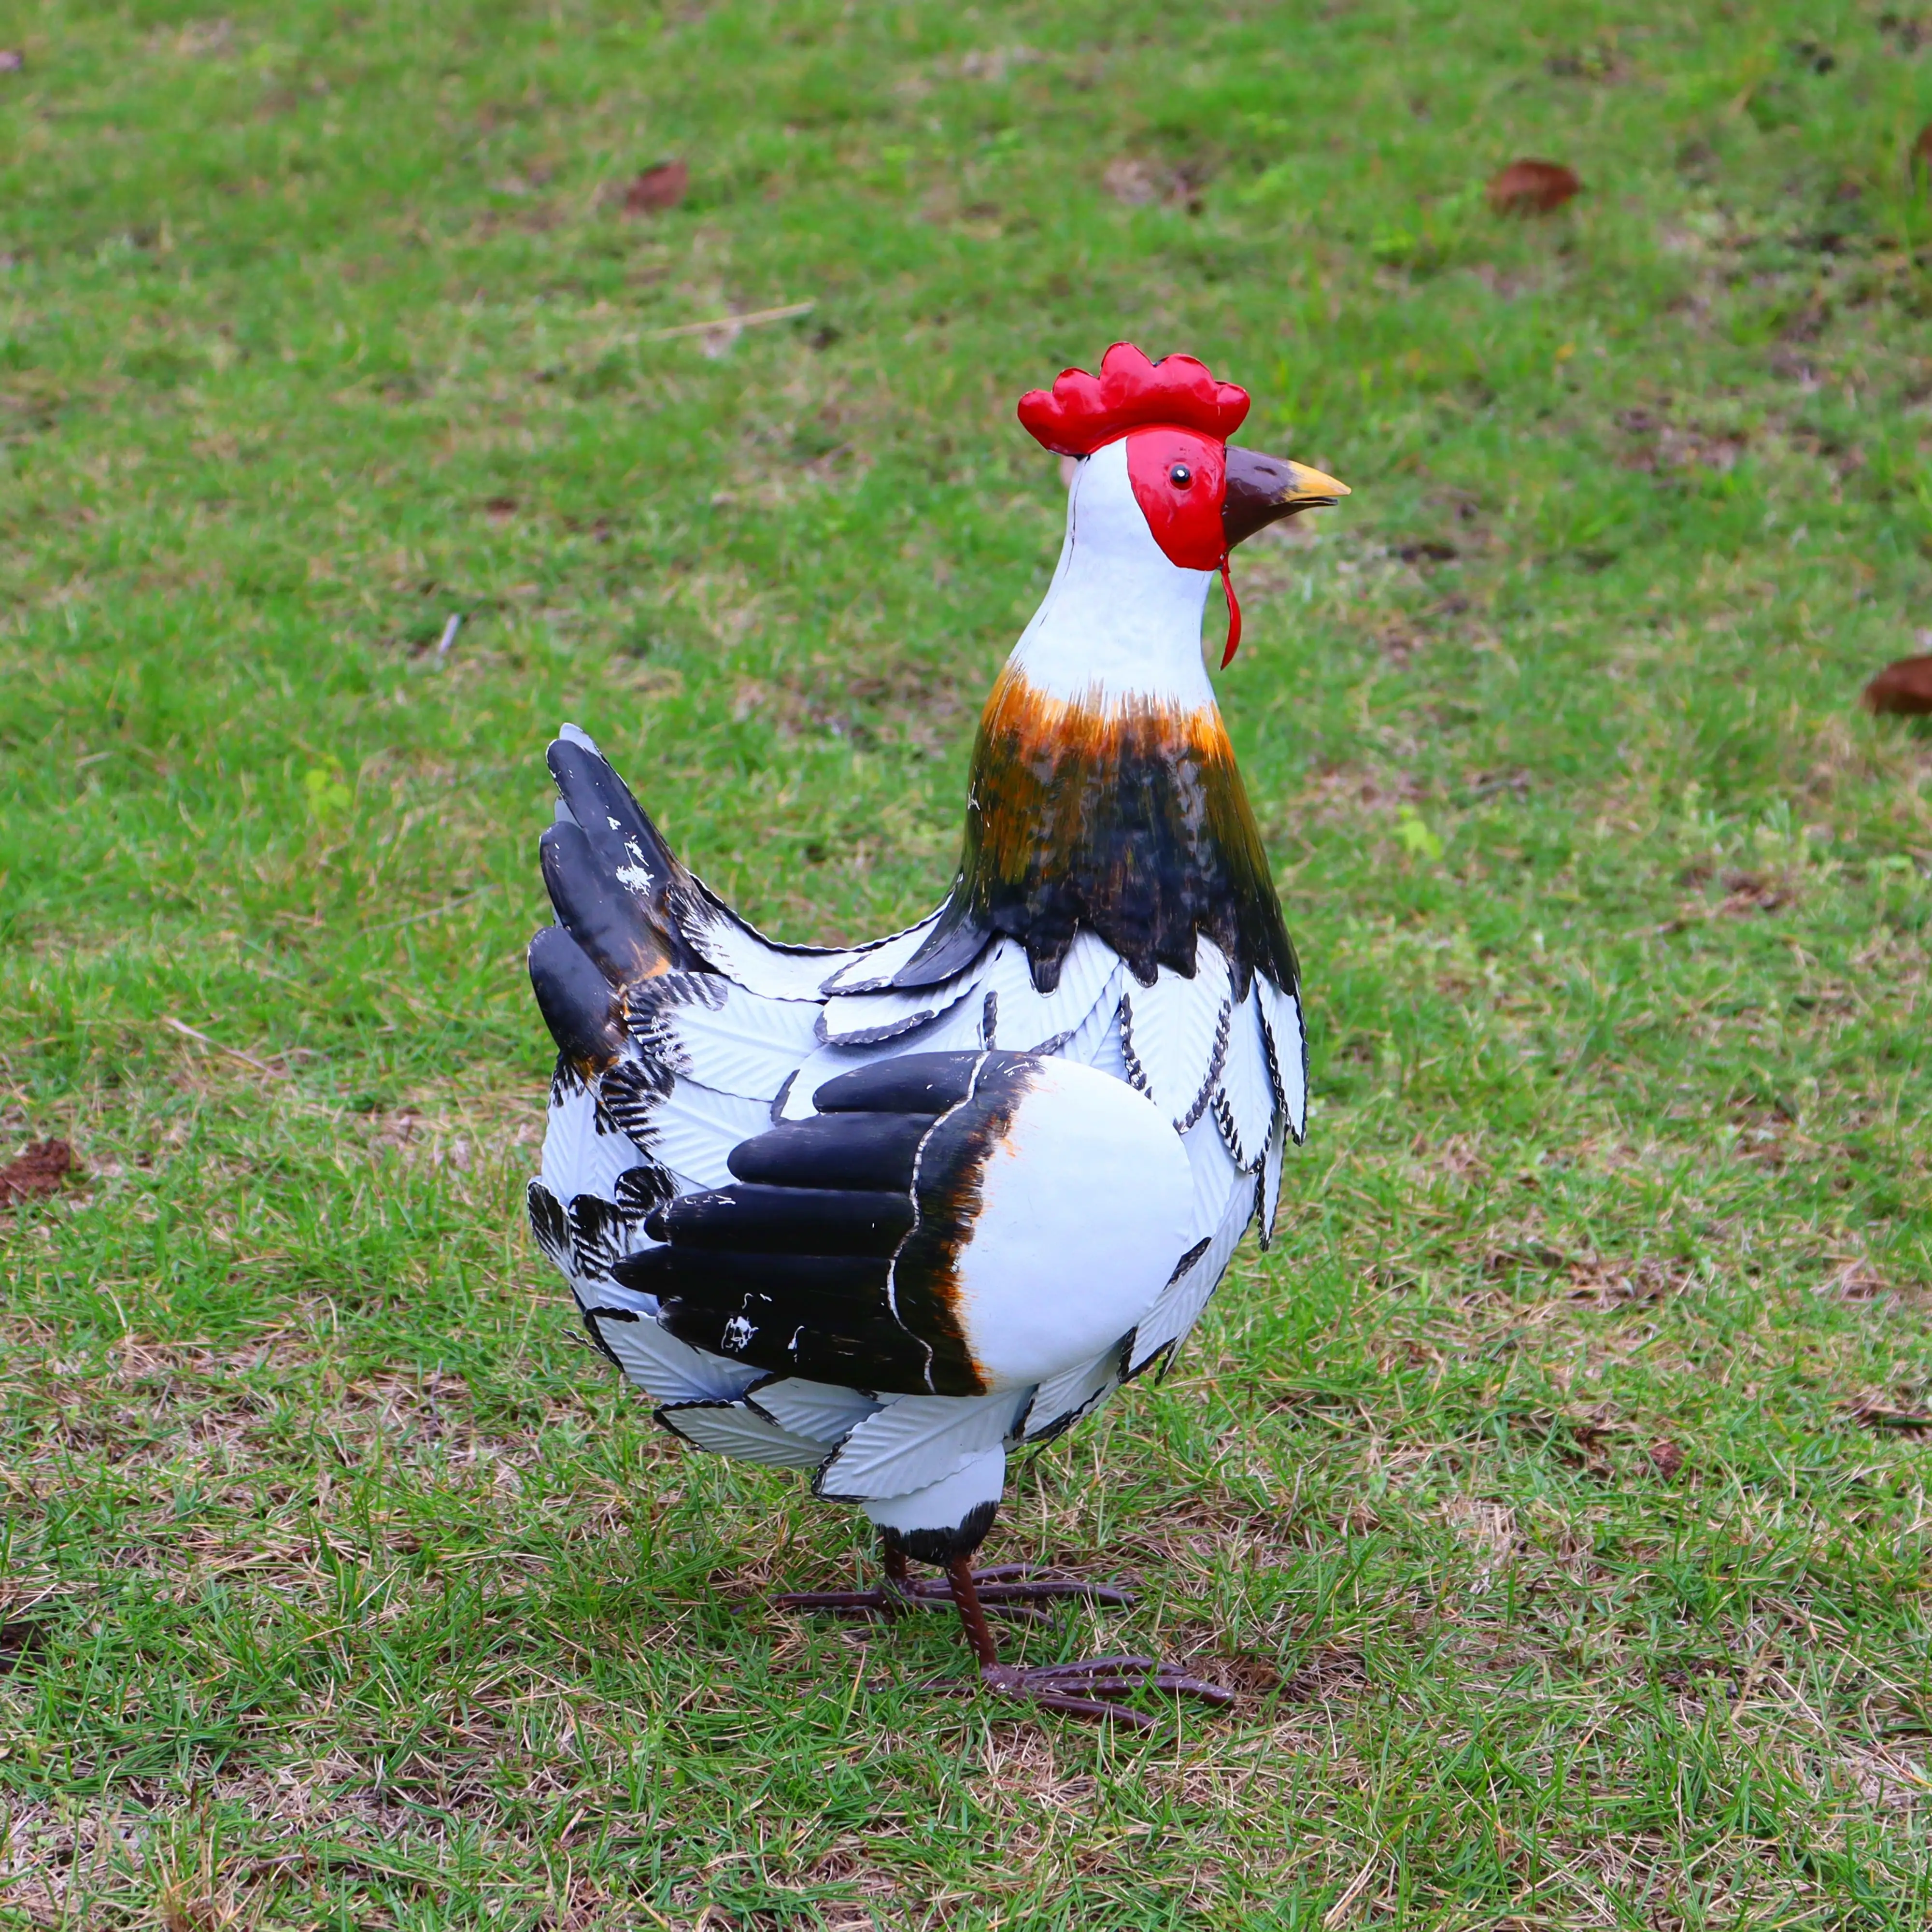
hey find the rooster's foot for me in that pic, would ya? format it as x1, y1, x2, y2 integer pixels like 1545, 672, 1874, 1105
772, 1585, 909, 1619
936, 1559, 1231, 1727
964, 1655, 1236, 1730
777, 1551, 1131, 1626
774, 1576, 1056, 1626
945, 1563, 1136, 1609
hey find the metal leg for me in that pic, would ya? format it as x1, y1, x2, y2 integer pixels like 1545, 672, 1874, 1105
940, 1556, 1234, 1731
945, 1553, 1004, 1668
777, 1542, 1232, 1724
774, 1536, 1096, 1625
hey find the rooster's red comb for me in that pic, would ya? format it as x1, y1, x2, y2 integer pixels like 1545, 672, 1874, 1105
1017, 342, 1250, 457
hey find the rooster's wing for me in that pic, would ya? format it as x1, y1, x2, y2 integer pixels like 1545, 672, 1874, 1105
615, 1049, 1193, 1400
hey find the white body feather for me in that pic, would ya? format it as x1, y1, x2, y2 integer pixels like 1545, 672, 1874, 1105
541, 924, 1302, 1533
533, 437, 1307, 1540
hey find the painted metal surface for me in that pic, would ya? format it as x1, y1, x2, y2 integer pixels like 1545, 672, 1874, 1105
943, 1058, 1191, 1389
896, 660, 1299, 999
1016, 341, 1250, 456
525, 343, 1343, 1568
621, 1049, 1187, 1399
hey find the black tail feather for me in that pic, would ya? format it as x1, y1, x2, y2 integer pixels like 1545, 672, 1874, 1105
529, 923, 627, 1071
540, 819, 665, 989
544, 735, 708, 979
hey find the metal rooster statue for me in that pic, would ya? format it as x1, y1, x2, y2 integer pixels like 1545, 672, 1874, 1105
526, 344, 1348, 1726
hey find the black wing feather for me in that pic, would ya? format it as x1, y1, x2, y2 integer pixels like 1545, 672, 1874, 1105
545, 738, 709, 976
725, 1112, 934, 1190
540, 819, 663, 989
626, 1049, 1040, 1398
649, 1183, 913, 1256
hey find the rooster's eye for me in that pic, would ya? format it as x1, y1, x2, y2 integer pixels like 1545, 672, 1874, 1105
1169, 464, 1193, 489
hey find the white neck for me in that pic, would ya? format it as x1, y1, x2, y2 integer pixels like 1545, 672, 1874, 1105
1006, 437, 1217, 712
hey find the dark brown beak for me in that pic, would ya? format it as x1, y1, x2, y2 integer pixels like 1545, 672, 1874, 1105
1222, 445, 1350, 550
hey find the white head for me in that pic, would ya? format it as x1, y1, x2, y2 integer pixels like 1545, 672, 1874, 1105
1011, 438, 1220, 710
1006, 343, 1348, 715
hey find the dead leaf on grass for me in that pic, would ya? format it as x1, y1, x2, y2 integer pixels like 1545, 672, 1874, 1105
1445, 1497, 1520, 1573
954, 45, 1042, 82
1302, 765, 1425, 822
0, 1139, 78, 1205
1484, 1242, 1569, 1276
1622, 423, 1748, 474
1648, 1439, 1687, 1478
1567, 1255, 1685, 1306
372, 1109, 421, 1150
0, 1618, 49, 1673
1466, 767, 1532, 801
1841, 1742, 1932, 1811
1422, 1134, 1489, 1178
1863, 653, 1932, 716
623, 159, 689, 214
159, 1889, 239, 1932
1211, 1651, 1286, 1697
1483, 1248, 1684, 1307
1717, 869, 1794, 916
1820, 1259, 1889, 1303
1487, 158, 1581, 214
1104, 156, 1163, 204
1537, 1403, 1630, 1475
1544, 45, 1627, 82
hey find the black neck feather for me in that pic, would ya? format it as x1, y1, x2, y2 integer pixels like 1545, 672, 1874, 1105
895, 676, 1299, 998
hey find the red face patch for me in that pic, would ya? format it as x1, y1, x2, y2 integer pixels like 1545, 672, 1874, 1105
1125, 426, 1226, 572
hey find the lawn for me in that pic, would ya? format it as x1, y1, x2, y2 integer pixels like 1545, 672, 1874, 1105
5, 0, 1932, 1923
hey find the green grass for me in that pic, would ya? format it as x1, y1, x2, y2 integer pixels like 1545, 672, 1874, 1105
5, 0, 1932, 1923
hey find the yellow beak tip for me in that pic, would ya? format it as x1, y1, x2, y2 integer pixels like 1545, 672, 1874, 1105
1291, 465, 1350, 503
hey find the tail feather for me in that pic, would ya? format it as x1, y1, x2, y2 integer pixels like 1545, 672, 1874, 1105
531, 727, 713, 1072
528, 923, 626, 1072
540, 818, 668, 989
544, 734, 704, 977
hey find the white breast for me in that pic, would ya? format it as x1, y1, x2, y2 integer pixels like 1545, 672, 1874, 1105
944, 1057, 1194, 1390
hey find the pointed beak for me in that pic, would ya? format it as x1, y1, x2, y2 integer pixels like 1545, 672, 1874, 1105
1222, 446, 1351, 550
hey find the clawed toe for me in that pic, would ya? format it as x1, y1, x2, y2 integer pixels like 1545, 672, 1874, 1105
959, 1565, 1136, 1608
773, 1587, 903, 1618
773, 1582, 1055, 1626
777, 1563, 1127, 1627
903, 1565, 1126, 1615
899, 1577, 1055, 1624
969, 1655, 1235, 1728
779, 1545, 1220, 1726
1017, 1655, 1236, 1708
